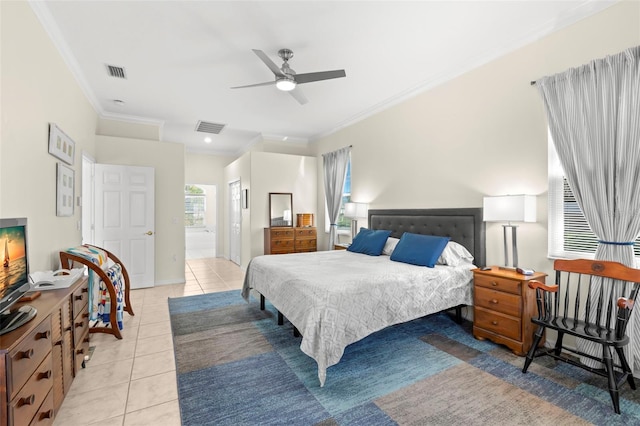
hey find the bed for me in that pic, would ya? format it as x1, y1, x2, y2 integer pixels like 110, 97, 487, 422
242, 208, 485, 386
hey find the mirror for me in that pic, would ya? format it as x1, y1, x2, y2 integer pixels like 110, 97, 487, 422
269, 192, 293, 227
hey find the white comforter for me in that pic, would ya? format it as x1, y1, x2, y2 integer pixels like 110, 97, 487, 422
241, 250, 474, 386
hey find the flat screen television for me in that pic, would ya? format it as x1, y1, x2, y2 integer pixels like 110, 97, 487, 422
0, 217, 31, 314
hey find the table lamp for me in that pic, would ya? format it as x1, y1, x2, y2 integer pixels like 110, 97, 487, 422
483, 195, 536, 269
344, 202, 369, 237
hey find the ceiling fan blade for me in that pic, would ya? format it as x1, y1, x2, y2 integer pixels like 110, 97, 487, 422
289, 88, 308, 105
295, 69, 346, 84
252, 49, 284, 77
230, 81, 276, 89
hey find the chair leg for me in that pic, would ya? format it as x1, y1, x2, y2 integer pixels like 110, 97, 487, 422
603, 345, 621, 414
554, 332, 564, 356
522, 325, 545, 373
615, 347, 636, 390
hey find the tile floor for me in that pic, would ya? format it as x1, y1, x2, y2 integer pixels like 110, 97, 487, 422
53, 257, 244, 426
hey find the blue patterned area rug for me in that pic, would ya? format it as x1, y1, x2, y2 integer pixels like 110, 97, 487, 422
168, 290, 640, 425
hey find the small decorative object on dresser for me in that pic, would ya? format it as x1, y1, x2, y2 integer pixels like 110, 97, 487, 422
473, 266, 547, 356
264, 227, 317, 254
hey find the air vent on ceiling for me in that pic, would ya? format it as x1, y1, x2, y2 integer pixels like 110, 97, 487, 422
106, 64, 127, 79
196, 120, 226, 134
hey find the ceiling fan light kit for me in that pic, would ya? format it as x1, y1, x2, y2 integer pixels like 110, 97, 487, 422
276, 77, 296, 91
231, 48, 346, 104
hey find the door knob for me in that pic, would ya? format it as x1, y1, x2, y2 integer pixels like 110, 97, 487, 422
145, 231, 154, 235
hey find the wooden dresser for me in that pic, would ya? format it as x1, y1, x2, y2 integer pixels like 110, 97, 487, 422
472, 267, 546, 356
264, 227, 317, 254
0, 276, 89, 426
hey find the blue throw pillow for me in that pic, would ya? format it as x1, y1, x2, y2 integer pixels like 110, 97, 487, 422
347, 228, 392, 256
390, 233, 450, 267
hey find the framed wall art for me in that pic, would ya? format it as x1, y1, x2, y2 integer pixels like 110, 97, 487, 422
48, 123, 75, 165
56, 162, 75, 217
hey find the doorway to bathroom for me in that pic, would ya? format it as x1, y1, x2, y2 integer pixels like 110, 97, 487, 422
185, 184, 217, 259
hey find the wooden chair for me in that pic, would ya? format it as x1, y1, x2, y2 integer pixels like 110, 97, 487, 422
522, 259, 639, 414
59, 244, 135, 339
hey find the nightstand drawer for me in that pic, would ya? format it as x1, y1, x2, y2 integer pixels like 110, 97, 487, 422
475, 274, 522, 295
475, 307, 521, 341
475, 286, 522, 317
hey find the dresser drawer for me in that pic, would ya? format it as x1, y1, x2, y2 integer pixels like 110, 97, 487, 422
29, 389, 54, 426
474, 307, 521, 341
294, 228, 316, 238
9, 353, 53, 426
269, 228, 294, 239
271, 239, 295, 250
72, 280, 90, 315
475, 286, 521, 317
74, 329, 91, 375
8, 317, 53, 398
73, 303, 89, 347
475, 274, 522, 295
295, 239, 316, 250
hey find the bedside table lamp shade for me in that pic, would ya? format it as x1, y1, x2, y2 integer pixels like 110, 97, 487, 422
483, 195, 536, 268
344, 202, 369, 238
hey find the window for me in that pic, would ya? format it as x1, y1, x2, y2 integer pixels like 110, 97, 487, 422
548, 134, 640, 258
185, 185, 206, 227
325, 160, 352, 233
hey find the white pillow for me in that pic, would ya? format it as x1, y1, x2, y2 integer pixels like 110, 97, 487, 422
382, 237, 399, 256
437, 241, 474, 266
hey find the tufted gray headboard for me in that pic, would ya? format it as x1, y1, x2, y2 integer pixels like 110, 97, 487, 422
368, 208, 486, 267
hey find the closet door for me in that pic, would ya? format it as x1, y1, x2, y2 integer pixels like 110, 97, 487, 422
229, 180, 241, 265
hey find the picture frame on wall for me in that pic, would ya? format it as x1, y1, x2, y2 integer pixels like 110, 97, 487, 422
48, 123, 75, 165
56, 162, 75, 217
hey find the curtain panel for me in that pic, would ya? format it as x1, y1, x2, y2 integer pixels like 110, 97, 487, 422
322, 146, 351, 250
536, 46, 640, 373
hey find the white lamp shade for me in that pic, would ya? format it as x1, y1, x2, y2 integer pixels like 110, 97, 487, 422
344, 202, 369, 219
483, 195, 536, 223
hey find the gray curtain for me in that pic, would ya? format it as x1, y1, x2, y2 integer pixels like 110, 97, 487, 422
322, 146, 351, 250
536, 46, 640, 372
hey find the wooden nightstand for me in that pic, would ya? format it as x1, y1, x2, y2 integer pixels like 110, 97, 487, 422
334, 243, 349, 250
472, 267, 547, 356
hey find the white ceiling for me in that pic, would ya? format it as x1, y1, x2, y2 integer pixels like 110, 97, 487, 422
31, 0, 618, 156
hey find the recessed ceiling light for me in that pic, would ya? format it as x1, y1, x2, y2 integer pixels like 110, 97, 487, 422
204, 137, 212, 143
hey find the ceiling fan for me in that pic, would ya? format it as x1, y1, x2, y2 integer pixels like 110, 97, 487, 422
231, 48, 346, 105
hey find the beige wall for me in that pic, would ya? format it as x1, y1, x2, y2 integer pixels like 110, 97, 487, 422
185, 152, 235, 255
1, 1, 98, 271
95, 136, 186, 285
223, 152, 317, 269
313, 0, 640, 277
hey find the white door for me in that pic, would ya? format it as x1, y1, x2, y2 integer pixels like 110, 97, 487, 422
229, 180, 241, 265
94, 164, 155, 289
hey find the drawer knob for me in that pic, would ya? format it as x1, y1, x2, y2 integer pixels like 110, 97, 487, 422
491, 320, 498, 326
490, 299, 498, 304
18, 394, 35, 407
83, 312, 90, 319
37, 330, 51, 340
82, 287, 89, 293
40, 409, 54, 420
75, 321, 84, 328
38, 370, 52, 380
20, 348, 34, 359
77, 348, 85, 355
491, 281, 498, 286
75, 294, 84, 301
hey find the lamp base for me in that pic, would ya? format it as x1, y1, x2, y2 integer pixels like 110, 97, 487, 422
350, 219, 359, 239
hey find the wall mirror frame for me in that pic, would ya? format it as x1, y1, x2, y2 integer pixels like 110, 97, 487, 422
269, 192, 293, 227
